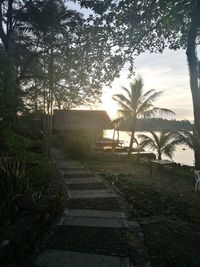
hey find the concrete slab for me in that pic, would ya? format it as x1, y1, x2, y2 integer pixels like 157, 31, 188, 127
34, 249, 132, 267
62, 164, 83, 167
57, 209, 127, 227
62, 209, 126, 219
57, 165, 85, 169
68, 189, 117, 199
58, 216, 127, 228
65, 178, 100, 184
53, 157, 67, 160
56, 161, 79, 165
63, 170, 92, 174
64, 174, 94, 179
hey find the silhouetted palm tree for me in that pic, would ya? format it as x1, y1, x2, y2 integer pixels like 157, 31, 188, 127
178, 128, 200, 166
112, 77, 175, 154
138, 131, 180, 160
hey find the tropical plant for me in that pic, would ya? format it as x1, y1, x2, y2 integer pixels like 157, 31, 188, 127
0, 156, 29, 219
112, 77, 175, 154
178, 128, 200, 166
179, 128, 200, 151
63, 134, 92, 159
78, 0, 200, 168
138, 131, 180, 160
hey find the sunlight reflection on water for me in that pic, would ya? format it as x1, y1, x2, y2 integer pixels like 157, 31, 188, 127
104, 130, 194, 166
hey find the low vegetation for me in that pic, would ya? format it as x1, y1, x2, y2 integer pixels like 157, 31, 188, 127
82, 152, 200, 267
62, 132, 92, 159
0, 132, 56, 225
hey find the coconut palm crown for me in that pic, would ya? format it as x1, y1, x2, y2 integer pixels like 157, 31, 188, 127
138, 131, 180, 160
112, 76, 175, 154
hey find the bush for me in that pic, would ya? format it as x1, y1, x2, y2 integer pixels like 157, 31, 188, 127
0, 156, 29, 220
64, 136, 92, 159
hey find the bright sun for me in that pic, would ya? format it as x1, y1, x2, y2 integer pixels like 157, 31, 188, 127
101, 95, 118, 119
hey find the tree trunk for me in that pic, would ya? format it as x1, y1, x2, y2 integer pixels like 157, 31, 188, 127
112, 128, 116, 152
186, 0, 200, 169
128, 116, 136, 155
128, 130, 135, 155
47, 44, 54, 156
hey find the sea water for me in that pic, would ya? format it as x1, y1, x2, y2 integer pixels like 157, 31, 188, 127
104, 130, 194, 166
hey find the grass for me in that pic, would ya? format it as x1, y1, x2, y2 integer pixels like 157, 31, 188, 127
81, 151, 200, 267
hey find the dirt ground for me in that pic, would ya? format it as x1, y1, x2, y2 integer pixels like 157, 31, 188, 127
82, 152, 200, 267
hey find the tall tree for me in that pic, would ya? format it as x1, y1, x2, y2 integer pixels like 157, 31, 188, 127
0, 0, 129, 129
112, 76, 174, 154
77, 0, 200, 168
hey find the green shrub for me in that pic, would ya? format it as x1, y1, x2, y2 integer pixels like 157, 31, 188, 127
6, 133, 33, 154
64, 136, 92, 159
0, 156, 29, 219
28, 156, 56, 189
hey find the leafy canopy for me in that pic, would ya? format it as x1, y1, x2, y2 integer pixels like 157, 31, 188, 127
112, 76, 174, 121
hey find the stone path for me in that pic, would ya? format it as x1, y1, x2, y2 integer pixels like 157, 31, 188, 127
32, 149, 148, 267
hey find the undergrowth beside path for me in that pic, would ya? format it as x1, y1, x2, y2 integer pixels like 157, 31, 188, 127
82, 152, 200, 267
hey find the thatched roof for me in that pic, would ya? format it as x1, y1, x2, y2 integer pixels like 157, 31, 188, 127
53, 110, 111, 130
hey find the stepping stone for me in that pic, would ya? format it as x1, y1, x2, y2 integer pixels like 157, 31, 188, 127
56, 161, 82, 164
65, 178, 100, 184
56, 160, 79, 165
63, 170, 92, 174
64, 174, 94, 179
57, 165, 85, 169
34, 249, 132, 267
61, 209, 126, 219
58, 216, 126, 228
57, 209, 127, 228
68, 189, 117, 199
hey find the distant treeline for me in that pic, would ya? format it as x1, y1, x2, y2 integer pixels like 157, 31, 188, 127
119, 118, 193, 131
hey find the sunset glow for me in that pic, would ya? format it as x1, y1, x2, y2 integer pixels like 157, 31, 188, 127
101, 94, 118, 119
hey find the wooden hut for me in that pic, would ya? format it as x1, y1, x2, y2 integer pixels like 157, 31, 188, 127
53, 110, 111, 145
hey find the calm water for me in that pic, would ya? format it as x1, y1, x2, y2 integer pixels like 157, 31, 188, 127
104, 130, 194, 166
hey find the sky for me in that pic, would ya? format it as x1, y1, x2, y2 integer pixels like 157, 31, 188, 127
67, 1, 199, 122
101, 48, 195, 121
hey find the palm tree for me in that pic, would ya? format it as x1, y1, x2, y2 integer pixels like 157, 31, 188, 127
178, 128, 200, 166
112, 76, 175, 154
138, 131, 180, 160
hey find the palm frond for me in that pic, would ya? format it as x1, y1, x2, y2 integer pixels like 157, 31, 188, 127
121, 86, 132, 101
143, 107, 175, 118
162, 139, 180, 159
139, 137, 156, 150
137, 101, 154, 117
178, 128, 200, 152
130, 78, 143, 105
139, 89, 156, 102
112, 94, 132, 111
138, 133, 157, 150
138, 131, 179, 160
139, 90, 163, 106
149, 131, 161, 149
